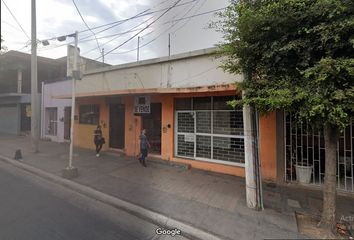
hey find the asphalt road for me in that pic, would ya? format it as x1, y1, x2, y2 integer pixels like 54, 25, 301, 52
0, 161, 188, 240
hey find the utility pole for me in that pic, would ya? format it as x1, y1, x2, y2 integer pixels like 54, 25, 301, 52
243, 91, 263, 210
137, 36, 140, 62
62, 31, 79, 179
31, 0, 39, 153
168, 33, 171, 57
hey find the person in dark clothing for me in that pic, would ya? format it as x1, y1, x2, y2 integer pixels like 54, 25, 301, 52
138, 129, 150, 167
94, 125, 105, 157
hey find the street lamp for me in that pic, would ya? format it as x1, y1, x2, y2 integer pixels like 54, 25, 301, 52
62, 31, 79, 179
40, 31, 80, 179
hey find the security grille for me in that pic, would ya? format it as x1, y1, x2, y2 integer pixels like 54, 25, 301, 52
45, 107, 58, 136
175, 110, 245, 166
284, 112, 354, 192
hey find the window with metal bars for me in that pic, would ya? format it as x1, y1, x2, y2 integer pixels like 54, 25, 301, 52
175, 96, 245, 166
284, 112, 354, 192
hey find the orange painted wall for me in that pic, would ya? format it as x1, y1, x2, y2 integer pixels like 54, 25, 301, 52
172, 157, 246, 177
74, 97, 110, 151
73, 93, 278, 180
158, 95, 175, 161
259, 112, 277, 182
123, 96, 141, 156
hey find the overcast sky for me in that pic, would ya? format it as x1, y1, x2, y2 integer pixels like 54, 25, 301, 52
1, 0, 229, 65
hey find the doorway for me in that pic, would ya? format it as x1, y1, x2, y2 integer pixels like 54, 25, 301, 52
20, 104, 31, 132
142, 103, 162, 155
64, 107, 71, 140
109, 104, 125, 149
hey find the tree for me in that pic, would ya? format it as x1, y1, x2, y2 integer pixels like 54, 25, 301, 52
213, 0, 354, 234
1, 35, 8, 54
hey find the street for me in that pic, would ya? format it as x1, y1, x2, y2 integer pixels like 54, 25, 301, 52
0, 161, 188, 240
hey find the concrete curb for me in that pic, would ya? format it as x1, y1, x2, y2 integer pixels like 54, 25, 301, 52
0, 154, 226, 240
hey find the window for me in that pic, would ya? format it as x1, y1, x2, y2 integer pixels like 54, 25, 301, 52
45, 107, 57, 136
175, 98, 192, 110
175, 96, 245, 166
79, 105, 99, 125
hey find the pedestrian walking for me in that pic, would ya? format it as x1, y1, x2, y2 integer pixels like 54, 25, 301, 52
93, 125, 105, 157
138, 129, 150, 167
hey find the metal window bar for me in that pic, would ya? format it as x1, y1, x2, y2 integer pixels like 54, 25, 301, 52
285, 112, 354, 192
176, 110, 245, 166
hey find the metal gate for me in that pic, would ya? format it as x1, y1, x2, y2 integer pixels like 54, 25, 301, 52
284, 112, 354, 192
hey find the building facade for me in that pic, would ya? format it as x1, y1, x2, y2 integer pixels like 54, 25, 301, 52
0, 51, 63, 135
41, 80, 72, 142
54, 48, 278, 180
40, 46, 110, 142
52, 47, 354, 193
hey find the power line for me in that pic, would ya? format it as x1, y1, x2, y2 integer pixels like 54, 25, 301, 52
171, 0, 207, 34
78, 0, 197, 35
34, 0, 196, 53
1, 0, 30, 40
109, 6, 225, 55
72, 0, 102, 57
93, 0, 183, 61
82, 15, 156, 56
19, 5, 225, 56
81, 0, 196, 56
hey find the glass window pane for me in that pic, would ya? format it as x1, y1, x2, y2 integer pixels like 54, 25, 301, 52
213, 111, 244, 135
213, 137, 245, 163
177, 134, 194, 157
196, 135, 211, 159
196, 111, 211, 133
193, 97, 211, 110
213, 96, 241, 110
79, 105, 100, 125
175, 98, 192, 110
177, 112, 194, 133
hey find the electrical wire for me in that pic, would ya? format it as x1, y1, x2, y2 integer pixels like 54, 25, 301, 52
34, 0, 196, 53
2, 20, 22, 33
77, 0, 197, 35
72, 0, 102, 57
171, 0, 207, 34
1, 0, 30, 40
82, 15, 155, 56
93, 0, 183, 61
15, 5, 225, 57
109, 6, 225, 55
81, 0, 197, 56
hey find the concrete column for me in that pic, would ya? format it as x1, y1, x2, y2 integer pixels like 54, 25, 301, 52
243, 104, 258, 209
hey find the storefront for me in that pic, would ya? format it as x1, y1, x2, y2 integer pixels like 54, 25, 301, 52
174, 95, 244, 166
54, 48, 278, 179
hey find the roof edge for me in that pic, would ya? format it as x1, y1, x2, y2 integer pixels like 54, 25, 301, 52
83, 47, 218, 76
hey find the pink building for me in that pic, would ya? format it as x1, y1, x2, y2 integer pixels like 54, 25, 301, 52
41, 80, 72, 142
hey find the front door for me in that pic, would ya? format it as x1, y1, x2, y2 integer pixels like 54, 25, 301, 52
142, 103, 162, 154
64, 107, 71, 140
109, 104, 125, 149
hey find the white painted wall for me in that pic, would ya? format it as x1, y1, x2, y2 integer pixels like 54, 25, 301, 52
76, 50, 242, 95
41, 80, 72, 142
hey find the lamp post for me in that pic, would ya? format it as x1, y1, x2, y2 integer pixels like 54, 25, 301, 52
62, 31, 79, 179
39, 32, 80, 179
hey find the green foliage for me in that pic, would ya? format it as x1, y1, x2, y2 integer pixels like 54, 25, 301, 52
1, 35, 8, 54
213, 0, 354, 130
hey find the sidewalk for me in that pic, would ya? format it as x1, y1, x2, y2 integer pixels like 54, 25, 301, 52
1, 134, 351, 239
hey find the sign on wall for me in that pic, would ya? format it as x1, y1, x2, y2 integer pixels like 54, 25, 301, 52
134, 96, 150, 114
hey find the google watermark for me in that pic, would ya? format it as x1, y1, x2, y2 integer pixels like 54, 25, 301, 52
155, 228, 182, 237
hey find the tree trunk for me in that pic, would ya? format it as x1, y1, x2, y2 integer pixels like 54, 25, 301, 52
319, 125, 339, 232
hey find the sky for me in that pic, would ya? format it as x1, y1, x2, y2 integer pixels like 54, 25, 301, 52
1, 0, 229, 65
